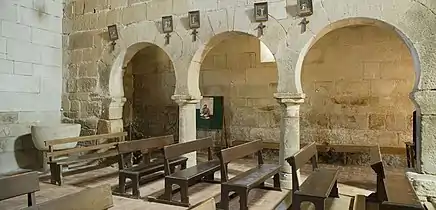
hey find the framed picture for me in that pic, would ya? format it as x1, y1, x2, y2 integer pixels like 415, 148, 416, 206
196, 96, 224, 130
162, 15, 173, 33
297, 0, 313, 17
254, 2, 268, 22
198, 97, 214, 120
189, 10, 200, 29
107, 24, 119, 41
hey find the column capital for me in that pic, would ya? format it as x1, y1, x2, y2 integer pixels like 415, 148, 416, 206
171, 94, 202, 105
274, 92, 305, 104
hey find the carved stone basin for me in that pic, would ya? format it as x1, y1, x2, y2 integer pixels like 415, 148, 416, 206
31, 124, 81, 151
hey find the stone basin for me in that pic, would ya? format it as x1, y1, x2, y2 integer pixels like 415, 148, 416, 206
31, 124, 81, 151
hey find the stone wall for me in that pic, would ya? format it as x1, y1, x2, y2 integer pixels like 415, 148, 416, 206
0, 0, 63, 173
301, 25, 415, 147
123, 45, 178, 139
198, 35, 280, 143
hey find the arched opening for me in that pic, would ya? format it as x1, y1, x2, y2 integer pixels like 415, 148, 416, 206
122, 44, 178, 141
196, 32, 279, 147
300, 19, 419, 167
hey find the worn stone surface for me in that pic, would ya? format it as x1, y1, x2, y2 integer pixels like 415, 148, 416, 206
57, 0, 436, 198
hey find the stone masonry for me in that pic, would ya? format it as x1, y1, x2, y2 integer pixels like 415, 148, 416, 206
0, 0, 63, 173
60, 0, 436, 196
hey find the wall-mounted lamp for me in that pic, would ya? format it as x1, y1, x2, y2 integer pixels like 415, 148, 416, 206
188, 10, 200, 42
254, 2, 268, 36
162, 15, 173, 45
108, 24, 119, 51
296, 0, 313, 17
297, 0, 313, 34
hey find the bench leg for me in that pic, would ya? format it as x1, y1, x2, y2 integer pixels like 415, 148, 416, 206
132, 175, 140, 198
49, 163, 57, 185
27, 192, 36, 206
163, 179, 173, 201
220, 188, 230, 210
329, 180, 339, 198
118, 173, 126, 194
291, 195, 302, 210
238, 189, 249, 210
273, 173, 281, 189
314, 199, 326, 210
180, 182, 190, 205
50, 163, 63, 186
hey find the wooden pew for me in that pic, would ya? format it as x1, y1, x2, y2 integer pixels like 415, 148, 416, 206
117, 135, 188, 198
21, 184, 113, 210
161, 137, 220, 207
219, 140, 281, 210
45, 132, 127, 186
286, 142, 340, 210
0, 171, 39, 207
353, 194, 366, 210
367, 145, 424, 210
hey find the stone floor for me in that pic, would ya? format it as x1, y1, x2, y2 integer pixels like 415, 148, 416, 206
0, 156, 435, 210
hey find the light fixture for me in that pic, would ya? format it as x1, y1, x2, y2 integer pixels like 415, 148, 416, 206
254, 2, 268, 36
188, 10, 200, 42
162, 15, 173, 45
107, 24, 118, 51
297, 0, 313, 17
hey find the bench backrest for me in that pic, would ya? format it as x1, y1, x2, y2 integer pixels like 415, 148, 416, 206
21, 184, 113, 210
46, 132, 127, 160
0, 171, 39, 201
118, 135, 174, 154
370, 145, 385, 178
163, 137, 213, 160
219, 140, 263, 182
370, 145, 388, 202
285, 142, 318, 192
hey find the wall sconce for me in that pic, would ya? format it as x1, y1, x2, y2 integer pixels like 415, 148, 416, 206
108, 24, 119, 51
254, 2, 268, 36
296, 0, 313, 33
162, 15, 173, 45
188, 10, 200, 42
296, 0, 313, 17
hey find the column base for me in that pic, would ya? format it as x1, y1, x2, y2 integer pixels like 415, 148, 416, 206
407, 170, 436, 200
280, 171, 301, 190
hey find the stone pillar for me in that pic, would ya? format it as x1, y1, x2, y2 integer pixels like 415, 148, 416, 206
98, 97, 126, 134
173, 95, 201, 168
275, 93, 305, 189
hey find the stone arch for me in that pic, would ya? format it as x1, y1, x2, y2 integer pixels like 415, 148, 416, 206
185, 9, 288, 97
296, 17, 423, 171
288, 0, 436, 174
282, 0, 436, 95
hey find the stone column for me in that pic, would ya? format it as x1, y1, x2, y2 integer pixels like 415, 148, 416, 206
173, 96, 201, 168
98, 97, 126, 134
275, 93, 305, 189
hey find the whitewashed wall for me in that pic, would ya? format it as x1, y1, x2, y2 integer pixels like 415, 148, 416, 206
0, 0, 63, 173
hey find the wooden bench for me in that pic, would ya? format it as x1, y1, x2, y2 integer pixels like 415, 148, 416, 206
118, 135, 188, 198
162, 137, 220, 207
0, 171, 39, 207
405, 141, 416, 168
352, 194, 366, 210
367, 145, 424, 210
45, 132, 127, 186
286, 142, 340, 210
21, 184, 113, 210
219, 140, 281, 210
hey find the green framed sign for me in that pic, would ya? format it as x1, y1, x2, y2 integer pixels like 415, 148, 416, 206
196, 96, 224, 130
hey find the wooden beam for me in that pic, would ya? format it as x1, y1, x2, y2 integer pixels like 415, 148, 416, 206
231, 140, 406, 155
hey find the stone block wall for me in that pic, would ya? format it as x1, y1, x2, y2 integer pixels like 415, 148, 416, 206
123, 45, 178, 139
301, 25, 415, 147
199, 34, 280, 144
0, 0, 63, 173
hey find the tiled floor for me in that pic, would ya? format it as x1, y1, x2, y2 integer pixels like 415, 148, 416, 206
0, 157, 433, 210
